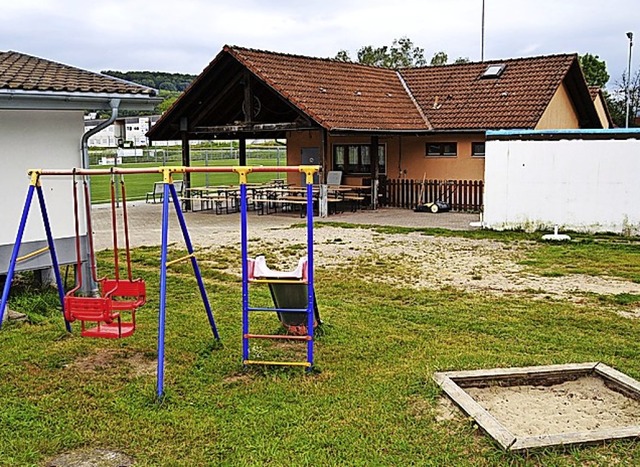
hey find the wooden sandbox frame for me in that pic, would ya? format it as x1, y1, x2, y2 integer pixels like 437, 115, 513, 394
433, 362, 640, 451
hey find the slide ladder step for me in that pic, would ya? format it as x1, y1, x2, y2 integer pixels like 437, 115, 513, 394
250, 279, 308, 284
244, 360, 311, 367
245, 333, 311, 341
248, 306, 308, 313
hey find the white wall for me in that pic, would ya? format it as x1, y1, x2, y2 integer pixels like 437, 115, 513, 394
484, 138, 640, 234
1, 109, 86, 247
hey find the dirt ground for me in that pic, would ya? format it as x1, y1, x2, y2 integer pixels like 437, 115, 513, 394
92, 203, 640, 302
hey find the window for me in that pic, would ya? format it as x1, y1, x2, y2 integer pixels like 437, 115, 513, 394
481, 63, 506, 79
472, 142, 486, 157
426, 142, 457, 157
333, 144, 386, 174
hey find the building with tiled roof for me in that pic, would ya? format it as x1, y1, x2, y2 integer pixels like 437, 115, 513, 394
148, 45, 604, 187
588, 86, 614, 129
0, 50, 160, 279
0, 51, 158, 110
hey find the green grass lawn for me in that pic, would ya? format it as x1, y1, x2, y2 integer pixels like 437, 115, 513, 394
90, 158, 284, 204
2, 229, 640, 465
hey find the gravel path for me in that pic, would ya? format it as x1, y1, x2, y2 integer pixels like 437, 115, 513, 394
91, 202, 640, 300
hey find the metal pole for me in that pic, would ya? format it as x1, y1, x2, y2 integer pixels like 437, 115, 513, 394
168, 183, 219, 339
0, 185, 35, 327
205, 151, 209, 187
36, 185, 71, 332
306, 177, 315, 368
481, 0, 485, 62
626, 32, 634, 128
156, 183, 170, 399
240, 182, 250, 364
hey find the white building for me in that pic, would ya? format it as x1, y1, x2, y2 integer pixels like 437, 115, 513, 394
0, 51, 160, 277
85, 115, 162, 147
483, 129, 640, 235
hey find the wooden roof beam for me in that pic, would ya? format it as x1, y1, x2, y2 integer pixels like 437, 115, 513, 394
190, 121, 317, 135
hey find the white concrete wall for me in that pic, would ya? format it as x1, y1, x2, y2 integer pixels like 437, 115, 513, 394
1, 109, 86, 247
484, 138, 640, 234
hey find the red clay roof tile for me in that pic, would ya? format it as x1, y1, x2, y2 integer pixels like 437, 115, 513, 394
227, 47, 582, 131
226, 46, 429, 131
400, 54, 577, 130
149, 46, 598, 139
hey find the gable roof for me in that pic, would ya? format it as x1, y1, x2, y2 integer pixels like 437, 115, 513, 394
0, 51, 160, 111
225, 46, 429, 131
149, 46, 601, 140
400, 54, 597, 129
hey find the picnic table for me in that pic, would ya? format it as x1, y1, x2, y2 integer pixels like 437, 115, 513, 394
180, 182, 364, 216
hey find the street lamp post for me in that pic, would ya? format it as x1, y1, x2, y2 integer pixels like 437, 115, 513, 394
626, 32, 633, 128
481, 0, 485, 62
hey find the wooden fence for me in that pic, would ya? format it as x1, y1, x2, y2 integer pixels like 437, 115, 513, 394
381, 178, 484, 212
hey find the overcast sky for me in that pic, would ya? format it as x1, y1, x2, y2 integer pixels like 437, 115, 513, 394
2, 0, 638, 89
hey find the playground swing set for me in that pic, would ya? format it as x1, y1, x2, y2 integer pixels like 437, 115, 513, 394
64, 172, 146, 338
0, 165, 320, 398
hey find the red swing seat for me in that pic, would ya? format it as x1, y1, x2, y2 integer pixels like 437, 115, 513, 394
63, 173, 144, 339
100, 278, 146, 311
64, 295, 136, 339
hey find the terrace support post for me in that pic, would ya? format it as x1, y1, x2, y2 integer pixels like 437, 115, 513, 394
180, 117, 191, 211
239, 137, 247, 166
321, 128, 328, 183
370, 135, 379, 210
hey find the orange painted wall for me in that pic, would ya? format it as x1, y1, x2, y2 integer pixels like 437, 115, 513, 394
285, 130, 322, 185
592, 94, 611, 129
392, 133, 485, 181
286, 130, 486, 183
536, 83, 580, 129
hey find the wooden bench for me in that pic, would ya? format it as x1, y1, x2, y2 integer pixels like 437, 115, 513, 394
341, 194, 365, 212
254, 196, 308, 215
180, 193, 236, 214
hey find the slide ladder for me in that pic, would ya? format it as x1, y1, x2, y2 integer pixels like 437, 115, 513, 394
239, 166, 319, 369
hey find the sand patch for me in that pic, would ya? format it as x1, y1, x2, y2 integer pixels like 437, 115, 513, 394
465, 376, 640, 437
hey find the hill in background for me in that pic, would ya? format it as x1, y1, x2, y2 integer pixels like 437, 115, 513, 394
99, 70, 197, 117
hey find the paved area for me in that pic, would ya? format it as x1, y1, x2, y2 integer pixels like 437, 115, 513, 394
92, 201, 481, 251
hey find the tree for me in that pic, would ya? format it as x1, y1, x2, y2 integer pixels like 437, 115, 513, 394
159, 82, 177, 92
607, 69, 640, 127
430, 51, 448, 66
579, 53, 610, 88
156, 90, 181, 115
388, 37, 426, 67
335, 37, 426, 68
356, 45, 390, 67
335, 50, 351, 62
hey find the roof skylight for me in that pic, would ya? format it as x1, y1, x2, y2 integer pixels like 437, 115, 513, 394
481, 63, 506, 79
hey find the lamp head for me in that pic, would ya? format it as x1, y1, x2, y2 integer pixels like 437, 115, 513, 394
627, 31, 634, 41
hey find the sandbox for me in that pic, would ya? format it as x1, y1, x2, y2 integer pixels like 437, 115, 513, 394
433, 362, 640, 451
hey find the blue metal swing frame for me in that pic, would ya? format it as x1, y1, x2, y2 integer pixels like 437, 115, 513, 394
1, 164, 319, 398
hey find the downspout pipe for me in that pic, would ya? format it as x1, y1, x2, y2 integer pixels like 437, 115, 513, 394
79, 98, 120, 294
82, 98, 120, 169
